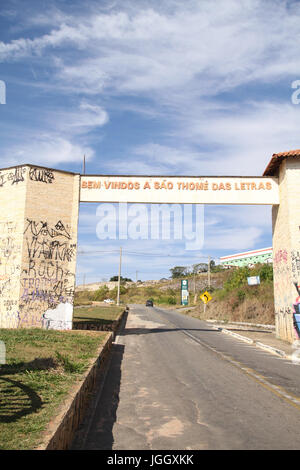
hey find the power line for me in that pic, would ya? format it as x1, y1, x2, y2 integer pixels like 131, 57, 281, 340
77, 248, 218, 259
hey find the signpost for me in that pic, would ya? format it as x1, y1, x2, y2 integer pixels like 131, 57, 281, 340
181, 280, 189, 306
200, 290, 212, 315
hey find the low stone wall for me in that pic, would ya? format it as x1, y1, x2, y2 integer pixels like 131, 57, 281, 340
35, 332, 113, 450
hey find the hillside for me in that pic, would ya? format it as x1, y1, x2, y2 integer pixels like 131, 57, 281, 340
74, 264, 275, 325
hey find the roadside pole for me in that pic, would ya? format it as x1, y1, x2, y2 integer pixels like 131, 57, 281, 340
208, 256, 211, 289
117, 247, 122, 306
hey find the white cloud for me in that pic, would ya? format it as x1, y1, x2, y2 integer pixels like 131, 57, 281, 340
176, 101, 300, 175
204, 226, 263, 251
48, 101, 109, 135
0, 99, 108, 166
104, 100, 300, 176
206, 205, 272, 230
2, 0, 300, 99
2, 135, 94, 166
105, 144, 203, 174
2, 0, 300, 172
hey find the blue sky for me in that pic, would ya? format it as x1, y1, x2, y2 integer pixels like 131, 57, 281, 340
1, 0, 300, 283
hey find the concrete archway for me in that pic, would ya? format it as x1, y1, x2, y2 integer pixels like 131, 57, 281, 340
0, 151, 299, 343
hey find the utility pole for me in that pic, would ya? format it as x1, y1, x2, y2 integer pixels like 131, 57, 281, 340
193, 270, 197, 305
117, 247, 122, 306
208, 255, 211, 289
136, 270, 138, 283
82, 155, 86, 175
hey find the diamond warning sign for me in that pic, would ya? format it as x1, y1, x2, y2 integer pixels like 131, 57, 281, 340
200, 291, 212, 304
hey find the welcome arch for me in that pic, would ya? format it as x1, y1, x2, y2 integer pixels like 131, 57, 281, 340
0, 150, 299, 343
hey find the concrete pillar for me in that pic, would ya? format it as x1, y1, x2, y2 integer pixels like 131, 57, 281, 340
267, 154, 300, 343
0, 165, 80, 329
0, 166, 27, 328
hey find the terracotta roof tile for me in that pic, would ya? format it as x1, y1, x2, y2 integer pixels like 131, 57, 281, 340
263, 149, 300, 176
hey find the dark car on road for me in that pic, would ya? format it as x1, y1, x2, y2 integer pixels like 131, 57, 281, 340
146, 299, 153, 307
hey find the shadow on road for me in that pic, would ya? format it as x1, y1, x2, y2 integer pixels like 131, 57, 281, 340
71, 342, 125, 450
121, 327, 220, 336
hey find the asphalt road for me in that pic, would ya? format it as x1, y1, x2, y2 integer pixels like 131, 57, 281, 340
71, 304, 300, 450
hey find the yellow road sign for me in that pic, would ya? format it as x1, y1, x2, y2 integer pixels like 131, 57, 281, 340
200, 291, 212, 304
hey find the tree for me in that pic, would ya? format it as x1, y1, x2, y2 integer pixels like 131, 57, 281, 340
192, 263, 208, 273
109, 276, 132, 283
170, 266, 187, 279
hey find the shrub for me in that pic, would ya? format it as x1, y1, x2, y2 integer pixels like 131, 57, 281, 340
93, 285, 109, 301
237, 289, 246, 302
253, 263, 273, 282
166, 288, 176, 296
214, 288, 227, 301
146, 287, 157, 296
224, 266, 250, 292
110, 285, 128, 299
74, 290, 95, 305
202, 285, 215, 293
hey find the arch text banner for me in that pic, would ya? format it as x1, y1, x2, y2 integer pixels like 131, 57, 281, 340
80, 176, 279, 205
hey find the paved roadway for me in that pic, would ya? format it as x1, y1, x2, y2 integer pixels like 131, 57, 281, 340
71, 304, 300, 450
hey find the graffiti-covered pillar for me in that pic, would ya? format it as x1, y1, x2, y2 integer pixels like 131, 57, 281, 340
0, 165, 80, 329
0, 166, 28, 328
264, 152, 300, 343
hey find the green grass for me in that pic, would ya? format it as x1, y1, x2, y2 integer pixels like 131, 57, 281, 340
73, 305, 124, 325
0, 328, 109, 450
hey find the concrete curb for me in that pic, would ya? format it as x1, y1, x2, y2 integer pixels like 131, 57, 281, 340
216, 327, 254, 344
35, 308, 129, 450
206, 319, 275, 330
213, 326, 291, 360
35, 332, 114, 450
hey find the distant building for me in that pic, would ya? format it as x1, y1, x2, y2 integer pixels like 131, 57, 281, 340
220, 247, 272, 268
